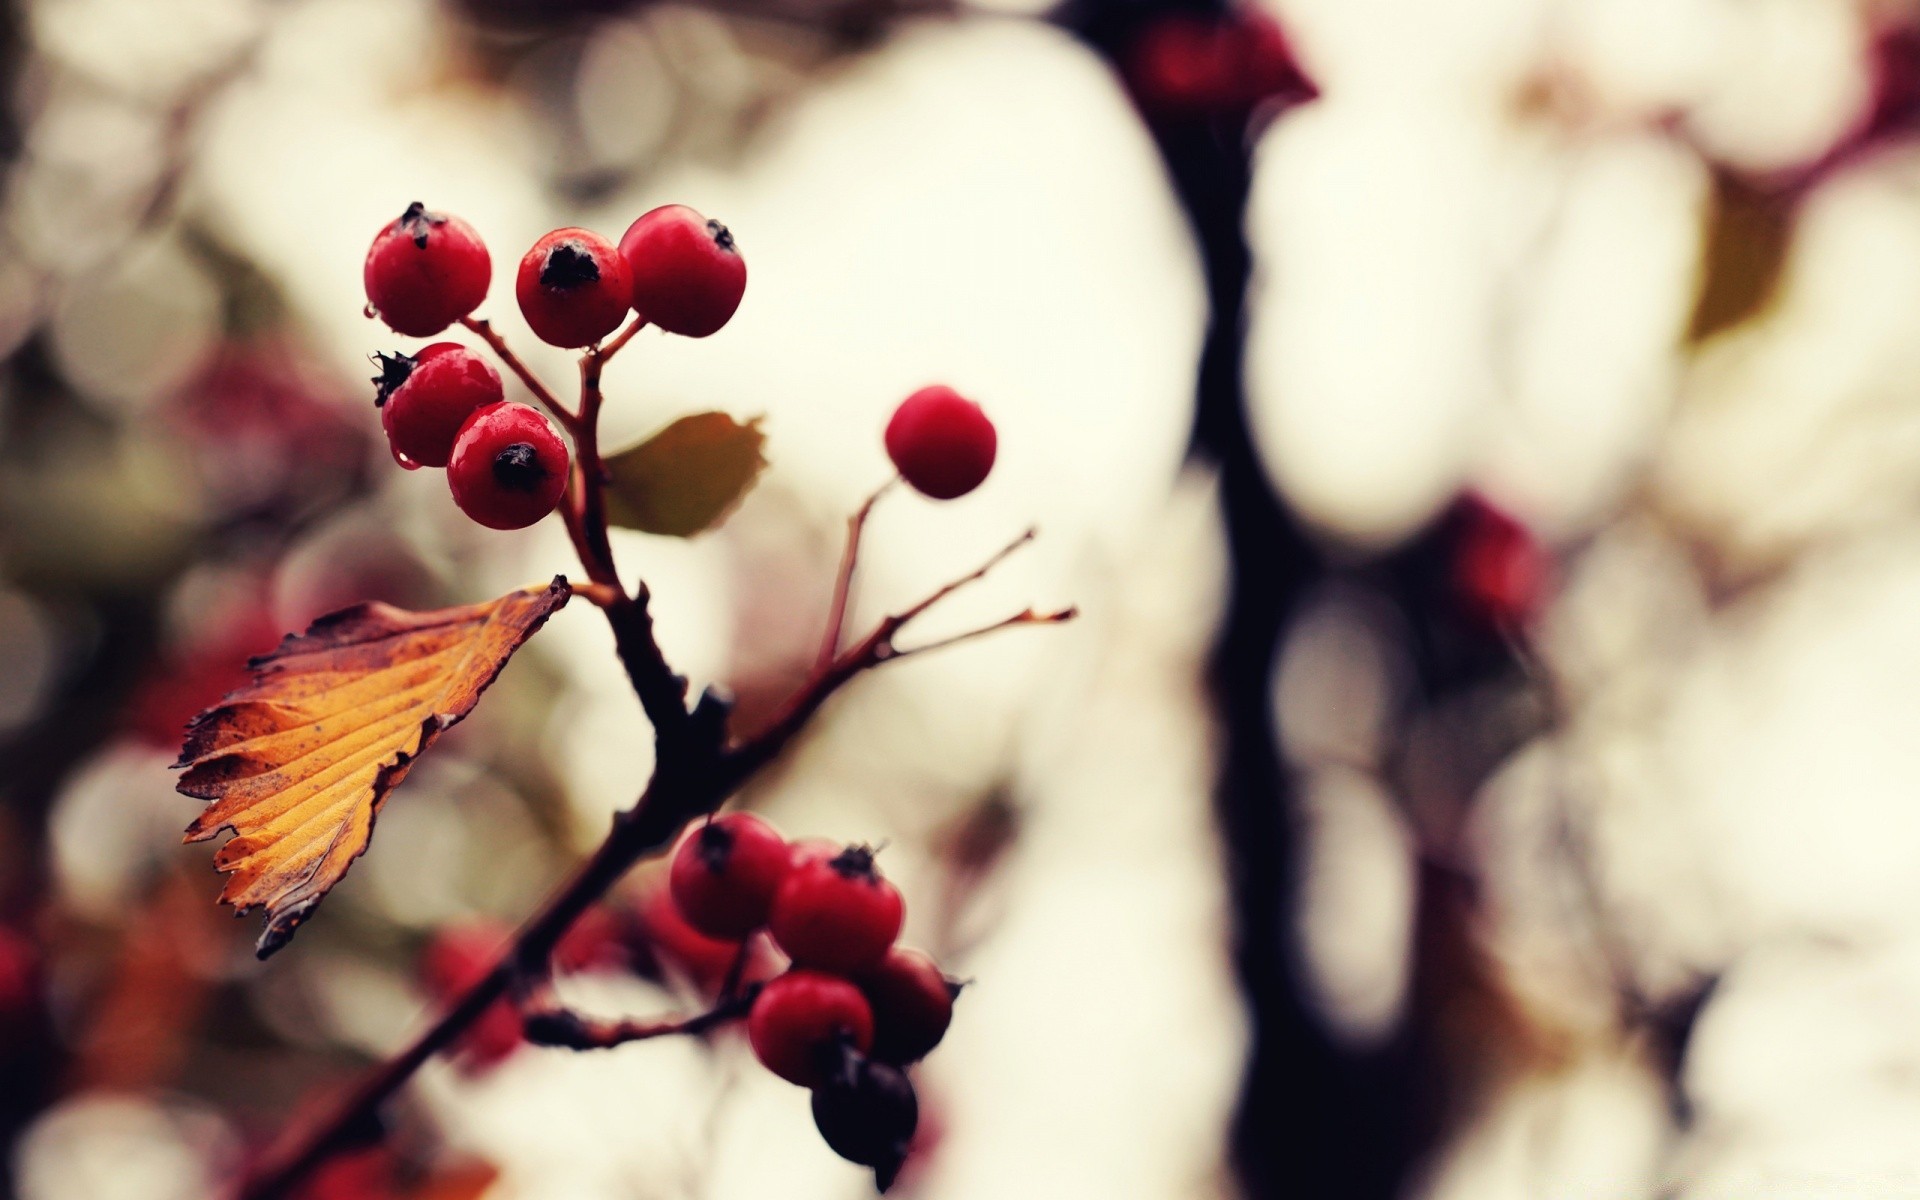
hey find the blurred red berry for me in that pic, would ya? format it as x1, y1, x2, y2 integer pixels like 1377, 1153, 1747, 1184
768, 845, 903, 975
748, 969, 874, 1087
419, 920, 522, 1071
1450, 493, 1550, 629
669, 813, 792, 939
885, 386, 997, 500
1127, 10, 1313, 117
859, 946, 956, 1064
636, 882, 746, 992
619, 205, 746, 338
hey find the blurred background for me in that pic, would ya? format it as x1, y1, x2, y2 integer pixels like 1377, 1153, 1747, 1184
4, 0, 1920, 1196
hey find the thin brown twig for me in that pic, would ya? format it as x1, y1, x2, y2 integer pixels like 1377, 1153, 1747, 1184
886, 606, 1078, 662
596, 315, 650, 364
817, 478, 898, 672
458, 315, 579, 435
522, 987, 758, 1052
720, 527, 1050, 787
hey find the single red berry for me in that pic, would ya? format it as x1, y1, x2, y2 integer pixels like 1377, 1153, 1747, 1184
1450, 492, 1550, 629
419, 920, 523, 1070
860, 947, 958, 1064
364, 202, 491, 337
669, 812, 792, 939
619, 204, 746, 338
768, 845, 904, 974
515, 227, 633, 348
372, 343, 503, 468
748, 969, 874, 1087
884, 386, 997, 500
446, 403, 570, 530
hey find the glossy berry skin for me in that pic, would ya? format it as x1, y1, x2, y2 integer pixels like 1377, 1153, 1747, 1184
374, 343, 503, 468
619, 205, 746, 338
446, 403, 570, 530
812, 1057, 919, 1189
860, 947, 957, 1064
768, 845, 904, 974
884, 386, 996, 500
364, 202, 491, 337
749, 969, 874, 1087
515, 227, 633, 348
669, 813, 792, 939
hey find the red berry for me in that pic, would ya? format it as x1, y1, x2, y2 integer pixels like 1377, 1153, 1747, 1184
860, 947, 957, 1064
419, 920, 523, 1070
372, 343, 503, 468
515, 227, 633, 348
669, 813, 792, 939
364, 202, 491, 337
748, 969, 874, 1087
885, 386, 997, 500
636, 882, 746, 993
446, 403, 570, 530
1450, 493, 1550, 629
768, 845, 904, 974
619, 204, 746, 338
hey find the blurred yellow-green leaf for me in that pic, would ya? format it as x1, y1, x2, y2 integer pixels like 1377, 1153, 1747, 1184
604, 412, 768, 537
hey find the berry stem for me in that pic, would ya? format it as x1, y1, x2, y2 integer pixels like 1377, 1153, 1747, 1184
721, 526, 1060, 787
596, 314, 650, 363
458, 315, 581, 436
521, 985, 758, 1051
817, 477, 898, 672
571, 347, 624, 594
882, 605, 1078, 662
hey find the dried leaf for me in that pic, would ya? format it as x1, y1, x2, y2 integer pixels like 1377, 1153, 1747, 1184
604, 412, 767, 537
176, 579, 570, 958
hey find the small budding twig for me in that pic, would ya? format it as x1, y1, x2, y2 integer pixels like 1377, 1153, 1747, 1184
818, 477, 898, 672
521, 987, 760, 1052
238, 311, 1073, 1200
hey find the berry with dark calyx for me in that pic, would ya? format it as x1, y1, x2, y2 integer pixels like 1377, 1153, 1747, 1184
364, 202, 491, 337
619, 204, 746, 338
768, 845, 904, 975
446, 403, 570, 530
748, 969, 874, 1087
884, 386, 996, 500
860, 947, 959, 1064
373, 343, 503, 468
811, 1055, 920, 1191
515, 227, 633, 348
669, 812, 792, 939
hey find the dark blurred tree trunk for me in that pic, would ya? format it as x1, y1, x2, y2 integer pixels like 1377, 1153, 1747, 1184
1056, 8, 1427, 1196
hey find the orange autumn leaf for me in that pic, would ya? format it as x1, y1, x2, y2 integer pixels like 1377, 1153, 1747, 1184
176, 579, 571, 958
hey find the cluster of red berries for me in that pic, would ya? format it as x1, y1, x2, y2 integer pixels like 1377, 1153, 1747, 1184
361, 201, 747, 529
668, 813, 956, 1190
